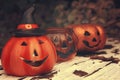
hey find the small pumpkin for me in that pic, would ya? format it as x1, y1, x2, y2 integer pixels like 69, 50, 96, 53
46, 28, 77, 62
67, 24, 106, 52
1, 24, 57, 76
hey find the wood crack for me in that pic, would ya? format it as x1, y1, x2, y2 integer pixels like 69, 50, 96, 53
85, 62, 112, 77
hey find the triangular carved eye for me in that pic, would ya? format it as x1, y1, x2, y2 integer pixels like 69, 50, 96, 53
84, 31, 90, 36
39, 40, 44, 44
21, 42, 27, 46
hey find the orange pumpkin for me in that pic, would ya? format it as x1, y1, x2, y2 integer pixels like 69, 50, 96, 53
46, 28, 77, 62
67, 24, 106, 52
1, 24, 57, 76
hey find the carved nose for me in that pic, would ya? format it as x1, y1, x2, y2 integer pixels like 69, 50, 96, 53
34, 50, 38, 56
62, 41, 67, 48
92, 38, 97, 42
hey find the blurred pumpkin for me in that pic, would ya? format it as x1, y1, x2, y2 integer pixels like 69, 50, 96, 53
46, 28, 77, 62
67, 24, 106, 52
1, 5, 57, 76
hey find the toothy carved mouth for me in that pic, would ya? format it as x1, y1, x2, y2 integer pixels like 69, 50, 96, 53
20, 56, 48, 67
83, 40, 101, 48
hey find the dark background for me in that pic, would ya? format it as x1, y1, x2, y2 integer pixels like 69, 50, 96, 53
0, 0, 120, 49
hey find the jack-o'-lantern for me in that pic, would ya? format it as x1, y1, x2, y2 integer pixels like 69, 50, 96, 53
46, 28, 77, 62
1, 5, 57, 76
67, 24, 106, 52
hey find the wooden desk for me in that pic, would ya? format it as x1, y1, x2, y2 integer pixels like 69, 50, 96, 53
0, 38, 120, 80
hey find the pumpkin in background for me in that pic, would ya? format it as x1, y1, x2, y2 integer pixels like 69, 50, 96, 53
1, 24, 57, 76
67, 24, 106, 52
46, 28, 77, 62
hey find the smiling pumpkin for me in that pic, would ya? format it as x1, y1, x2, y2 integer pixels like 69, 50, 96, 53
1, 4, 57, 76
67, 24, 106, 52
1, 24, 57, 76
46, 28, 77, 62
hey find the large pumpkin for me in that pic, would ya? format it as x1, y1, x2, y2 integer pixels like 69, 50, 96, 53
67, 24, 106, 52
1, 24, 57, 76
46, 28, 77, 62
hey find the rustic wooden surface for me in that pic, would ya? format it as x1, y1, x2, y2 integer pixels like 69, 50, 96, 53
0, 38, 120, 80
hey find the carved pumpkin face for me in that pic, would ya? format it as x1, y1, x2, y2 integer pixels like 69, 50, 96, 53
67, 24, 106, 52
1, 24, 57, 76
46, 28, 76, 62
